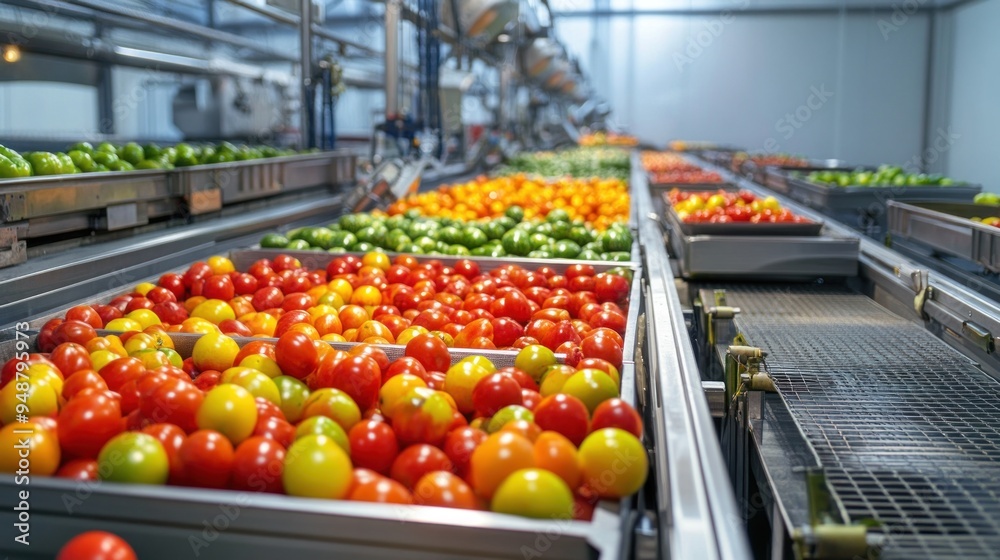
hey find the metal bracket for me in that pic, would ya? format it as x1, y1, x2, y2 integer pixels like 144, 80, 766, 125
724, 345, 769, 408
912, 269, 933, 320
791, 469, 873, 559
961, 320, 995, 354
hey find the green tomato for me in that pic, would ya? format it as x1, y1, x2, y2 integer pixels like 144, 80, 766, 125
514, 345, 557, 383
98, 432, 169, 485
486, 405, 535, 433
294, 416, 349, 452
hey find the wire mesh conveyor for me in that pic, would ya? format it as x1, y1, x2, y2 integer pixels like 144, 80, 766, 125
724, 285, 1000, 558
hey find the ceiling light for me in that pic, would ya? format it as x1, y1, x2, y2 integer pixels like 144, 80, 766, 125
3, 45, 21, 63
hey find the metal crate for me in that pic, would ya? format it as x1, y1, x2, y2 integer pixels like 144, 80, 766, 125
0, 323, 636, 560
172, 152, 357, 214
887, 200, 1000, 273
662, 212, 858, 280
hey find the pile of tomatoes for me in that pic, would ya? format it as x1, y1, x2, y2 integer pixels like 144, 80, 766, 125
649, 169, 724, 184
668, 188, 812, 225
1, 321, 647, 520
37, 254, 632, 367
640, 151, 702, 174
385, 175, 630, 231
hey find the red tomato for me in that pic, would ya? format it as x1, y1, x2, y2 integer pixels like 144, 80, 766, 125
193, 370, 221, 392
202, 274, 235, 301
140, 379, 203, 434
94, 304, 123, 327
124, 297, 155, 314
534, 393, 591, 446
184, 261, 212, 288
594, 274, 630, 306
443, 427, 487, 478
348, 420, 399, 475
405, 333, 451, 372
151, 301, 188, 325
490, 317, 524, 348
281, 292, 315, 312
454, 318, 493, 348
566, 264, 595, 279
271, 254, 301, 272
275, 331, 319, 380
56, 531, 137, 560
65, 305, 104, 329
348, 476, 413, 504
383, 357, 427, 381
453, 259, 481, 279
62, 369, 107, 400
413, 470, 479, 509
348, 344, 390, 374
589, 310, 627, 337
567, 292, 598, 318
390, 444, 454, 489
274, 310, 312, 338
591, 398, 643, 438
158, 272, 187, 299
472, 373, 522, 417
548, 275, 569, 289
178, 429, 235, 488
255, 397, 285, 422
252, 416, 295, 449
490, 293, 532, 324
99, 357, 145, 393
58, 393, 123, 459
520, 389, 542, 411
314, 355, 380, 412
251, 287, 284, 312
50, 343, 91, 378
233, 341, 277, 367
52, 320, 98, 347
495, 367, 538, 391
56, 458, 100, 481
141, 423, 187, 483
231, 273, 259, 296
540, 320, 582, 351
146, 286, 177, 307
230, 436, 285, 493
580, 333, 624, 369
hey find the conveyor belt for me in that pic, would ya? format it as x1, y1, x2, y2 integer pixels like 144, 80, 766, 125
725, 285, 1000, 558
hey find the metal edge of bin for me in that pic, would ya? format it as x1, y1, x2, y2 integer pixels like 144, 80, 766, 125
25, 252, 641, 357
887, 200, 1000, 273
0, 332, 630, 560
0, 474, 617, 560
630, 151, 752, 560
0, 169, 173, 223
784, 175, 981, 211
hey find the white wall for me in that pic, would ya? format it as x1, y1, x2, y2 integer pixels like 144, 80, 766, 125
942, 0, 1000, 191
556, 11, 931, 167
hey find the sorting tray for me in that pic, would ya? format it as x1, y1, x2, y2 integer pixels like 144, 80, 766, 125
661, 216, 858, 280
887, 200, 1000, 273
781, 168, 981, 211
0, 334, 634, 560
667, 213, 823, 237
658, 189, 825, 237
24, 249, 642, 366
